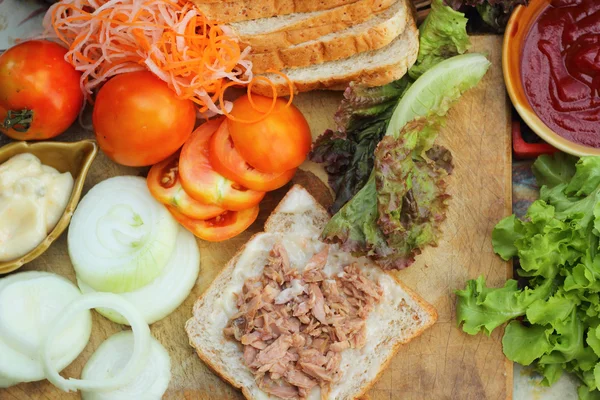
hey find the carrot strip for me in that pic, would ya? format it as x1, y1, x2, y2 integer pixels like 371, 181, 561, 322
41, 0, 291, 117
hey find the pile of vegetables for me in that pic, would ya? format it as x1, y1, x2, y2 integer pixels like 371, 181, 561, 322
457, 154, 600, 400
312, 0, 490, 269
0, 271, 171, 399
147, 94, 311, 242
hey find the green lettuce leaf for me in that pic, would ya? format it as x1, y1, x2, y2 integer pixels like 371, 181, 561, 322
526, 292, 579, 326
409, 0, 471, 79
567, 157, 600, 197
455, 275, 553, 335
457, 153, 600, 397
492, 215, 524, 260
533, 153, 578, 188
536, 362, 564, 386
502, 321, 552, 365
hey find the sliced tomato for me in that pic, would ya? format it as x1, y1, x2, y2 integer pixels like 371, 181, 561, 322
168, 205, 259, 242
209, 121, 296, 192
179, 118, 265, 211
147, 152, 226, 219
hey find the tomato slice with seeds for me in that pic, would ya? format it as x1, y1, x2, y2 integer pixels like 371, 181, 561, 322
179, 118, 265, 211
209, 121, 296, 192
167, 205, 259, 242
147, 152, 226, 220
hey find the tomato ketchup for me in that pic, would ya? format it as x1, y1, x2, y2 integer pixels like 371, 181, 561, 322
521, 0, 600, 146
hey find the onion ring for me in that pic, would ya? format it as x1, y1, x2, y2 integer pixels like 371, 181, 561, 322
40, 293, 151, 393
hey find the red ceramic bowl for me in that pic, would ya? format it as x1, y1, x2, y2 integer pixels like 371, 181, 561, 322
503, 0, 600, 156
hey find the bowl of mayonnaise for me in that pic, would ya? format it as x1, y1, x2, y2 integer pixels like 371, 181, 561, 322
0, 140, 97, 274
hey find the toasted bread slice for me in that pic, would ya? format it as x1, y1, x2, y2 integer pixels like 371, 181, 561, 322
191, 0, 360, 23
185, 185, 437, 400
249, 0, 409, 73
250, 18, 418, 96
223, 0, 396, 53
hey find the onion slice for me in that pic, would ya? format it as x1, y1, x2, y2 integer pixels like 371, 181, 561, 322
41, 293, 151, 393
78, 227, 200, 324
0, 272, 92, 383
0, 373, 18, 388
81, 331, 171, 400
68, 176, 179, 293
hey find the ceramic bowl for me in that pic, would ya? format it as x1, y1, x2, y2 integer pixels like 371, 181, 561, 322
0, 140, 98, 274
503, 0, 600, 156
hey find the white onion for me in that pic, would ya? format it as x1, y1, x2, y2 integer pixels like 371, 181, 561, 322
78, 227, 200, 325
0, 272, 92, 383
68, 176, 179, 293
41, 293, 151, 393
81, 331, 171, 400
0, 373, 18, 388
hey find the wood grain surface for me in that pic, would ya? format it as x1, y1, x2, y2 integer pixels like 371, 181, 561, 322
0, 35, 511, 400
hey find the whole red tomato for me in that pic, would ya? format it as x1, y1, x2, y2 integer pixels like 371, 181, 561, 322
0, 40, 83, 140
227, 94, 312, 173
93, 71, 196, 167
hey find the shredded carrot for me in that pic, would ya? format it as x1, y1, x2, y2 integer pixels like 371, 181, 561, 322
41, 0, 289, 116
220, 77, 281, 124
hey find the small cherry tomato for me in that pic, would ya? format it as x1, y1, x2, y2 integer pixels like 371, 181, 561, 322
168, 205, 259, 242
147, 152, 226, 220
209, 121, 296, 192
227, 94, 312, 173
179, 118, 265, 211
93, 71, 196, 167
0, 40, 83, 140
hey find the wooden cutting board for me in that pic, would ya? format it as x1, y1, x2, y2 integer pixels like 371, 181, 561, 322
1, 35, 511, 400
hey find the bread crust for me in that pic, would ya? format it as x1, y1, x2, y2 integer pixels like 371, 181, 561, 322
231, 0, 396, 52
249, 3, 408, 74
185, 185, 438, 400
191, 0, 360, 23
250, 18, 418, 96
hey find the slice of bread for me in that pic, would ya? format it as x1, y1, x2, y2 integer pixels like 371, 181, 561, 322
191, 0, 360, 23
223, 0, 396, 53
250, 17, 419, 96
185, 185, 437, 400
249, 0, 408, 74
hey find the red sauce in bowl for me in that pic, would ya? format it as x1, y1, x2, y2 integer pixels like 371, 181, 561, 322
522, 0, 600, 147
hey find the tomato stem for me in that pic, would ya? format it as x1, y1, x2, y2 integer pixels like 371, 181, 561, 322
3, 109, 33, 132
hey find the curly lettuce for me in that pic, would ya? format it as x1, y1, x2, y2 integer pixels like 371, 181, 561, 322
309, 0, 470, 214
321, 54, 490, 269
457, 154, 600, 398
321, 120, 453, 269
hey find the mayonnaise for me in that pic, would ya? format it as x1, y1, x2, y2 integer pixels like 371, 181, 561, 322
0, 153, 74, 262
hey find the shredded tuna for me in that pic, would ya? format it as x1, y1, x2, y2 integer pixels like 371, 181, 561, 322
224, 243, 383, 400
